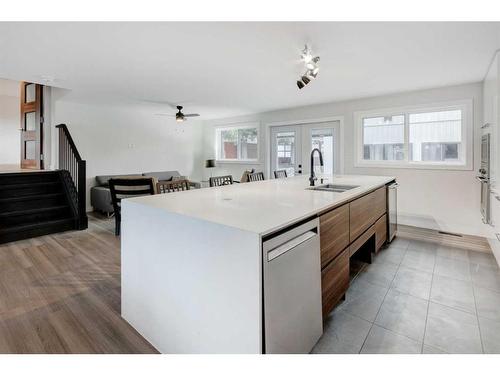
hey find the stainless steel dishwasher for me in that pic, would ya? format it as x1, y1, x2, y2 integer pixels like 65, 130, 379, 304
262, 217, 323, 354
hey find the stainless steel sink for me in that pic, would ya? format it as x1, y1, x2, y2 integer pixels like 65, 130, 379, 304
308, 184, 359, 192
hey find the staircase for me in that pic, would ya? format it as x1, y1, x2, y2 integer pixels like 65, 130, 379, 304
0, 124, 87, 244
0, 171, 77, 244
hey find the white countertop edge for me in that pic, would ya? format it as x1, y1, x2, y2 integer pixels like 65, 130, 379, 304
124, 175, 396, 236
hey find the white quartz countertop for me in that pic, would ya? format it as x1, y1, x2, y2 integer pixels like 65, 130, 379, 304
126, 174, 395, 236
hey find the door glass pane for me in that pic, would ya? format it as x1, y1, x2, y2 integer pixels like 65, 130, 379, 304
311, 128, 334, 175
25, 84, 36, 103
25, 112, 36, 131
275, 131, 296, 176
25, 141, 36, 160
363, 115, 405, 161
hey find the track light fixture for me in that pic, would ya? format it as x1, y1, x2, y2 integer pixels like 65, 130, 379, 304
297, 45, 320, 90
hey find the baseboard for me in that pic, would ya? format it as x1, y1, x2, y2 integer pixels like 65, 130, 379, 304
396, 224, 491, 253
487, 237, 500, 266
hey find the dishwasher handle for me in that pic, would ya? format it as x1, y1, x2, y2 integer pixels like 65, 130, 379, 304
267, 230, 317, 262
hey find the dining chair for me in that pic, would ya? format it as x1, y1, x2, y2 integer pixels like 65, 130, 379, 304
274, 170, 288, 179
157, 179, 190, 194
247, 172, 265, 182
108, 178, 155, 236
209, 175, 234, 187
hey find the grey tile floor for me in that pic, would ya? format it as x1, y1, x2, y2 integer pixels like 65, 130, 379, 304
312, 237, 500, 354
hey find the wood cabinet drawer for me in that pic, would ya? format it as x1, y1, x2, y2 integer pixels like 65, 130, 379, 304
321, 248, 349, 318
349, 186, 386, 242
349, 223, 376, 258
375, 214, 387, 252
320, 204, 349, 268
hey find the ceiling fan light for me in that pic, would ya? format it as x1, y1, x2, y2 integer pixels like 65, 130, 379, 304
310, 67, 319, 78
297, 80, 305, 89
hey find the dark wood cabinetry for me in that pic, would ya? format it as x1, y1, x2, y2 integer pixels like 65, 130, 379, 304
349, 187, 386, 242
375, 214, 387, 252
321, 248, 349, 317
319, 185, 390, 319
319, 203, 349, 268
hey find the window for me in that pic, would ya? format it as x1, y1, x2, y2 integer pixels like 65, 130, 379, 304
355, 101, 472, 170
362, 115, 405, 161
216, 124, 259, 162
409, 110, 462, 163
421, 142, 459, 162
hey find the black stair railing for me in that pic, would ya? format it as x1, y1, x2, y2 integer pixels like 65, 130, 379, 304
56, 124, 88, 230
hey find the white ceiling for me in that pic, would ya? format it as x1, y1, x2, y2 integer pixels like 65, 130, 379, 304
1, 22, 499, 119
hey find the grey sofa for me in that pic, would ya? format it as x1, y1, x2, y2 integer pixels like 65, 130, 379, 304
90, 171, 201, 215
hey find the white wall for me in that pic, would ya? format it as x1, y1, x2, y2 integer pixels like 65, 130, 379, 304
0, 78, 20, 166
51, 90, 205, 211
203, 82, 484, 237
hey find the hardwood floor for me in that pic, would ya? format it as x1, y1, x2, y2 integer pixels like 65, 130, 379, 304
0, 213, 158, 353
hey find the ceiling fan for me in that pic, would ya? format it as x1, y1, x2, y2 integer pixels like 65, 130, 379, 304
156, 105, 200, 122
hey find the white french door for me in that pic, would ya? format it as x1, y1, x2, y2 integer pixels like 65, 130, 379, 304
270, 121, 340, 178
270, 126, 303, 177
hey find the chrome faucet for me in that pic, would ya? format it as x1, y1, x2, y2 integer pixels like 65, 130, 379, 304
309, 148, 324, 186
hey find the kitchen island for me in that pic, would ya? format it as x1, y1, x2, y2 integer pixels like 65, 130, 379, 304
121, 174, 395, 354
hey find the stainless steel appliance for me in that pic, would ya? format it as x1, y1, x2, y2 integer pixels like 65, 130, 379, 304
387, 182, 398, 242
262, 218, 322, 354
478, 134, 491, 224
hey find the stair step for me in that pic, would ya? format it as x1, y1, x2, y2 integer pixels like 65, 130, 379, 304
0, 181, 61, 190
0, 205, 72, 227
0, 181, 62, 198
0, 192, 65, 204
0, 171, 59, 185
0, 205, 70, 218
0, 218, 76, 244
0, 192, 67, 213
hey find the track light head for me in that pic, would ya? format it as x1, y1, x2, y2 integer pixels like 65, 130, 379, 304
301, 45, 313, 63
309, 67, 319, 78
297, 44, 320, 90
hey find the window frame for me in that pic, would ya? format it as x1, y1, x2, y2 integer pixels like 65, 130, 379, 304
354, 100, 473, 170
215, 122, 260, 163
